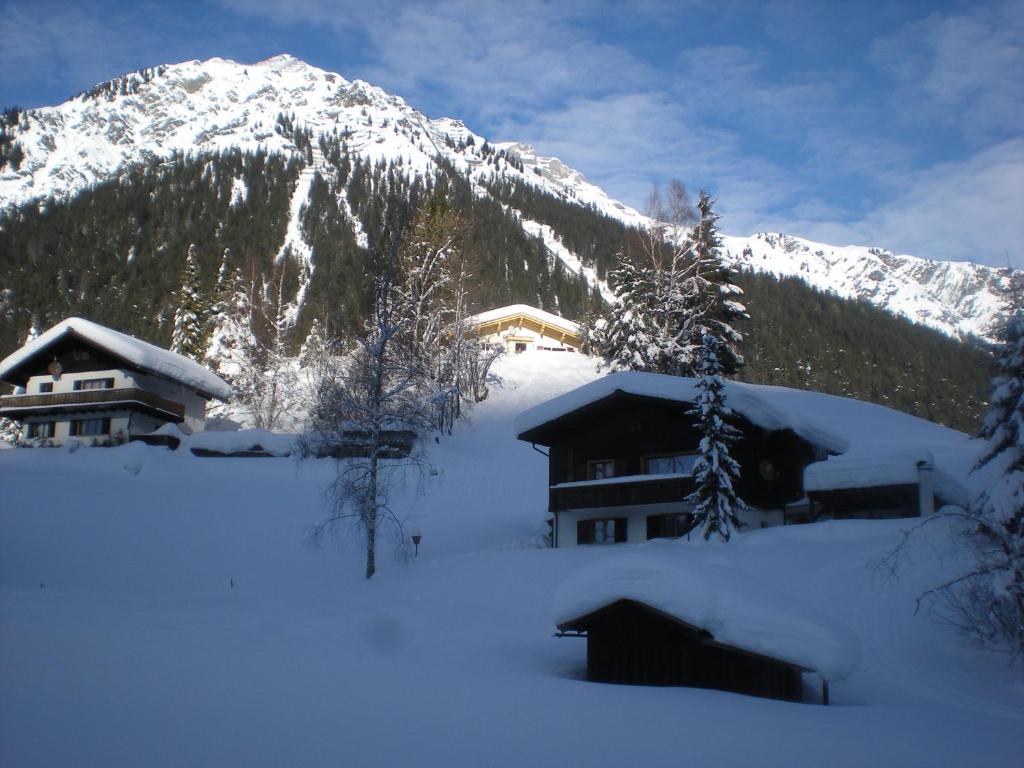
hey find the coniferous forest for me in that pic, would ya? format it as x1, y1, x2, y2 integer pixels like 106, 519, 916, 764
0, 144, 992, 433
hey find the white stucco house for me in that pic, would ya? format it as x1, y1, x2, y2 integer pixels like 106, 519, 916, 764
0, 317, 232, 445
471, 304, 581, 354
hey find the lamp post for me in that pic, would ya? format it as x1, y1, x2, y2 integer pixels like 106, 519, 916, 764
411, 530, 422, 556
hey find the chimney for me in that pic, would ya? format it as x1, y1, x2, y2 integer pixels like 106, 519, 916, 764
917, 458, 935, 517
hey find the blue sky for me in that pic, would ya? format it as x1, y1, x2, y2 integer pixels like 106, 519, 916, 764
2, 0, 1022, 266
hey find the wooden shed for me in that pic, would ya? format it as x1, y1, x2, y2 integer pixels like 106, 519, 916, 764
558, 599, 812, 703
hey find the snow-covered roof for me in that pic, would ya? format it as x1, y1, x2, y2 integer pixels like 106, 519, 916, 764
515, 371, 987, 496
804, 449, 971, 507
183, 428, 298, 456
553, 472, 691, 489
470, 304, 580, 336
0, 317, 233, 401
553, 554, 860, 681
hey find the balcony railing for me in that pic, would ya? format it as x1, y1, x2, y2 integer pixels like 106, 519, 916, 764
0, 388, 186, 421
550, 475, 695, 511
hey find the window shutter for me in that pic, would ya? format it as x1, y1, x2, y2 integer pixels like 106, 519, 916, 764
577, 520, 593, 545
614, 518, 628, 543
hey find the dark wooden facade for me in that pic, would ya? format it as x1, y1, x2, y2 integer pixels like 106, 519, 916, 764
559, 600, 806, 702
3, 333, 142, 387
808, 483, 924, 520
0, 387, 186, 421
519, 392, 823, 513
551, 475, 694, 512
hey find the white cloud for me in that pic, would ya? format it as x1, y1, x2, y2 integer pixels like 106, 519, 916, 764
871, 1, 1024, 140
772, 139, 1024, 264
7, 0, 1021, 266
0, 1, 252, 103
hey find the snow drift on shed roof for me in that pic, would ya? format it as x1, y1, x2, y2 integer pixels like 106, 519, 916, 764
470, 304, 580, 335
804, 449, 971, 507
0, 317, 233, 400
553, 553, 860, 681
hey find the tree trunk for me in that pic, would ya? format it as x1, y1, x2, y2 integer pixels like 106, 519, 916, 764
365, 517, 376, 579
365, 453, 379, 579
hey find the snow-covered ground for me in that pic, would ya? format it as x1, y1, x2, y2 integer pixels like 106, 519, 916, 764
1, 353, 1022, 767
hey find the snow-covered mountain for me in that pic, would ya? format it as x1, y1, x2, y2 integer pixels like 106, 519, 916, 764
0, 54, 1005, 341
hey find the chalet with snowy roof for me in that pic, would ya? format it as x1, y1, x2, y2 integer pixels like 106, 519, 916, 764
515, 372, 979, 547
471, 304, 581, 354
0, 317, 232, 445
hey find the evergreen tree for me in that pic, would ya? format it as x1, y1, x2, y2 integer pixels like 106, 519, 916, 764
961, 289, 1024, 659
171, 244, 207, 360
602, 258, 660, 371
205, 264, 298, 431
680, 192, 747, 375
299, 317, 333, 368
685, 334, 748, 541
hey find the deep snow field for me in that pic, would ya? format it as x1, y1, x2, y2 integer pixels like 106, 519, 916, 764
2, 353, 1022, 767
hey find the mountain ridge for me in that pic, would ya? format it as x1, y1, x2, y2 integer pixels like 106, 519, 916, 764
0, 53, 1006, 341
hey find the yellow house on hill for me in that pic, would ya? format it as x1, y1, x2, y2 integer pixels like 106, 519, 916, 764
471, 304, 581, 354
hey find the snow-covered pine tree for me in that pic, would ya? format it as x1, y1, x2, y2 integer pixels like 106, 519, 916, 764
299, 317, 333, 369
685, 333, 748, 541
598, 181, 702, 375
171, 244, 207, 361
212, 248, 232, 310
602, 258, 660, 372
679, 192, 747, 375
205, 264, 296, 431
960, 283, 1024, 659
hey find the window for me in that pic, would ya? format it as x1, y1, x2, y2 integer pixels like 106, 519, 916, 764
646, 512, 696, 540
73, 378, 114, 391
38, 382, 54, 393
577, 517, 628, 545
70, 418, 110, 436
587, 460, 615, 480
644, 453, 699, 476
27, 422, 55, 439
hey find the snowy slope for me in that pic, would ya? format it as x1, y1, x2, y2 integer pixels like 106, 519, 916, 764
0, 55, 1006, 340
1, 352, 1022, 767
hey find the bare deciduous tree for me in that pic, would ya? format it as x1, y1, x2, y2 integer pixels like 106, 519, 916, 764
304, 276, 433, 579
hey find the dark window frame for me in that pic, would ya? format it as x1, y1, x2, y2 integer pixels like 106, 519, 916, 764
643, 452, 700, 476
587, 459, 616, 480
577, 517, 628, 545
70, 417, 111, 437
646, 512, 697, 540
73, 377, 115, 392
38, 381, 54, 393
28, 421, 56, 439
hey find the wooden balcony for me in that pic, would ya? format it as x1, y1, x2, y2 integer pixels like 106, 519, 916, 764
550, 475, 695, 512
0, 388, 186, 421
